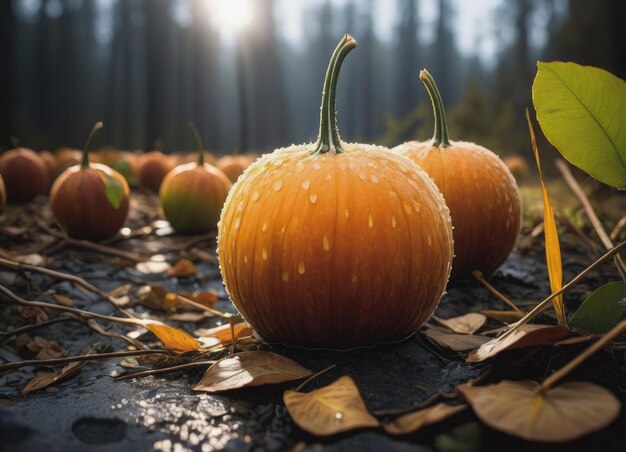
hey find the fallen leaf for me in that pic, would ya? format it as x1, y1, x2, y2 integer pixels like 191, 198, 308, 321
195, 322, 253, 344
193, 351, 312, 393
424, 329, 491, 351
15, 253, 45, 266
284, 376, 379, 436
22, 361, 84, 396
53, 293, 74, 307
432, 313, 487, 334
458, 380, 620, 442
167, 259, 197, 277
384, 403, 467, 435
527, 111, 565, 324
466, 324, 574, 362
16, 334, 66, 359
137, 319, 201, 352
137, 285, 170, 311
135, 260, 171, 274
569, 281, 626, 334
19, 306, 49, 323
109, 284, 132, 298
482, 310, 525, 323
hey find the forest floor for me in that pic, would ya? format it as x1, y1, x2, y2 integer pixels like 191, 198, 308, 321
0, 183, 625, 452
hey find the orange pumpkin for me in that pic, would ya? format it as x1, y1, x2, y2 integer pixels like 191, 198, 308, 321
137, 151, 174, 192
50, 122, 130, 241
394, 70, 522, 279
0, 174, 6, 213
216, 154, 253, 183
218, 36, 453, 347
159, 124, 232, 233
0, 148, 49, 202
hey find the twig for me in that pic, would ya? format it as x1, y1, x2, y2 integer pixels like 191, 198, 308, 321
472, 271, 523, 312
0, 316, 82, 341
610, 215, 626, 241
114, 360, 216, 381
540, 318, 626, 390
0, 256, 135, 318
500, 240, 626, 340
294, 364, 337, 392
0, 349, 173, 372
175, 294, 234, 319
556, 159, 626, 280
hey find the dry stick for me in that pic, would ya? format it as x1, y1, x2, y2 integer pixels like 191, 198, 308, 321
294, 364, 337, 392
540, 318, 626, 391
500, 239, 626, 340
0, 256, 135, 318
556, 159, 626, 281
0, 349, 173, 372
472, 271, 523, 313
114, 360, 216, 381
175, 294, 235, 319
610, 215, 626, 241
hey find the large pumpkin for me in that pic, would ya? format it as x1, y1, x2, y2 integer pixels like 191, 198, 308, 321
218, 36, 453, 347
0, 148, 49, 203
394, 70, 522, 279
50, 123, 130, 241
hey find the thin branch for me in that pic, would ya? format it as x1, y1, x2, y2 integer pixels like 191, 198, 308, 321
114, 360, 216, 381
0, 256, 135, 318
472, 271, 523, 312
556, 159, 626, 280
500, 240, 626, 340
175, 294, 235, 319
294, 364, 337, 392
0, 316, 82, 341
541, 319, 626, 390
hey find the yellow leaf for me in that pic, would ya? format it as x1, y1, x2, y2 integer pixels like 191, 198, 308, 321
193, 351, 312, 393
432, 313, 487, 335
138, 319, 200, 352
458, 380, 620, 442
384, 403, 467, 435
284, 376, 379, 436
527, 110, 565, 325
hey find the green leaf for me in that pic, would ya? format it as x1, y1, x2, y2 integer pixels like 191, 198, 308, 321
102, 173, 125, 210
532, 62, 626, 190
570, 281, 626, 334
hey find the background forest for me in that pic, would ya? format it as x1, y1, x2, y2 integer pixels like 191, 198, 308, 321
0, 0, 624, 162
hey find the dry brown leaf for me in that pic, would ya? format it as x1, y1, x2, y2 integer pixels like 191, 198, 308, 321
432, 313, 487, 334
384, 403, 467, 435
193, 351, 312, 393
424, 329, 491, 351
482, 310, 525, 323
180, 290, 219, 307
19, 306, 49, 323
466, 324, 574, 362
195, 322, 254, 344
166, 259, 197, 277
137, 285, 170, 311
458, 381, 620, 442
284, 376, 379, 436
16, 334, 66, 359
22, 361, 84, 396
137, 319, 201, 352
53, 293, 74, 307
109, 284, 132, 298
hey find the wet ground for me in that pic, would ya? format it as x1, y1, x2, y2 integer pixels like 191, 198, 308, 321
1, 193, 625, 451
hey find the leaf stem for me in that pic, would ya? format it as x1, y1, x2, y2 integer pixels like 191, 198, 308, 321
114, 360, 216, 381
189, 122, 205, 166
472, 271, 523, 313
419, 69, 450, 147
81, 121, 103, 169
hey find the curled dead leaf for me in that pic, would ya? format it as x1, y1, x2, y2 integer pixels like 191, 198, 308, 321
384, 403, 467, 435
19, 306, 49, 323
284, 376, 379, 436
424, 329, 491, 352
432, 313, 487, 334
458, 380, 620, 442
466, 324, 574, 362
166, 259, 197, 277
137, 319, 201, 352
193, 351, 312, 393
16, 334, 66, 360
22, 361, 85, 396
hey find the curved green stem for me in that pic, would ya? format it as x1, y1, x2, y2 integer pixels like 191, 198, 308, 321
81, 121, 103, 169
419, 69, 450, 147
189, 122, 205, 166
313, 34, 357, 155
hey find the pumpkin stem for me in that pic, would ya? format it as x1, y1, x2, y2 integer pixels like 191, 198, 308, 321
313, 34, 357, 156
81, 121, 103, 169
189, 122, 205, 166
419, 69, 450, 148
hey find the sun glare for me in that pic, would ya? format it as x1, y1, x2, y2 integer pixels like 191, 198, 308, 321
209, 0, 253, 34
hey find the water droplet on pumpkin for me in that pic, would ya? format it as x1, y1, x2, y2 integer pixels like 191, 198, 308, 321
262, 222, 269, 232
351, 274, 358, 283
310, 193, 318, 204
403, 203, 412, 214
323, 236, 331, 251
262, 249, 268, 261
234, 217, 241, 229
358, 171, 366, 181
244, 255, 248, 264
339, 162, 347, 171
427, 234, 432, 246
335, 412, 343, 422
272, 180, 283, 191
237, 201, 244, 212
282, 271, 289, 282
252, 191, 260, 202
368, 213, 374, 228
312, 162, 321, 170
302, 180, 310, 190
370, 175, 378, 183
344, 209, 350, 218
298, 261, 306, 275
391, 216, 397, 228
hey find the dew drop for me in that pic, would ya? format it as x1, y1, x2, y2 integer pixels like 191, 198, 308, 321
370, 175, 378, 183
403, 203, 412, 214
237, 201, 244, 212
252, 191, 260, 202
335, 412, 343, 422
302, 180, 310, 190
244, 255, 248, 264
282, 271, 289, 282
310, 193, 318, 204
391, 216, 397, 228
298, 261, 306, 275
234, 217, 241, 229
312, 162, 321, 170
262, 248, 268, 261
368, 213, 374, 228
358, 171, 366, 181
323, 236, 331, 251
272, 180, 283, 191
344, 209, 350, 218
261, 222, 269, 232
427, 234, 432, 246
